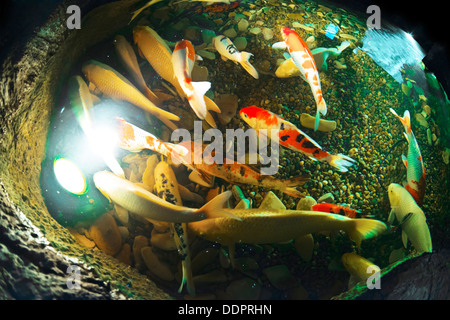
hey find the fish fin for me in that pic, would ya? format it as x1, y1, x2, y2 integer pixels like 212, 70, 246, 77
402, 231, 409, 248
403, 132, 409, 143
272, 41, 287, 49
390, 108, 411, 134
283, 174, 311, 187
387, 209, 396, 225
221, 55, 229, 61
347, 218, 387, 249
294, 234, 314, 261
197, 191, 241, 220
204, 96, 222, 114
204, 111, 217, 129
283, 52, 291, 60
191, 81, 211, 97
189, 170, 214, 188
399, 212, 414, 226
239, 52, 259, 79
326, 153, 356, 172
401, 154, 408, 168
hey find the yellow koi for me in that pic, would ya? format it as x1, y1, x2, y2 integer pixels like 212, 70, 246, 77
154, 160, 195, 296
189, 195, 387, 266
114, 34, 161, 104
94, 171, 238, 223
82, 60, 179, 131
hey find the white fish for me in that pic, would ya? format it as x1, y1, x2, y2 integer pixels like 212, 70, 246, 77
94, 171, 238, 223
388, 183, 432, 253
213, 35, 259, 79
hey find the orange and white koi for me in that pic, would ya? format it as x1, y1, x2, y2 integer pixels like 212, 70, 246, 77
240, 106, 356, 172
312, 203, 360, 219
172, 40, 211, 120
116, 117, 188, 158
172, 140, 310, 198
273, 27, 326, 131
213, 35, 259, 79
390, 108, 426, 206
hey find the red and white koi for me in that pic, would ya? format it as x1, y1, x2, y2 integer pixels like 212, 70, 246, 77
213, 35, 259, 79
240, 106, 356, 172
172, 40, 211, 120
390, 108, 426, 206
116, 117, 188, 158
273, 27, 327, 131
312, 203, 360, 219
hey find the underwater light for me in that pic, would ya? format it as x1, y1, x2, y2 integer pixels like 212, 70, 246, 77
54, 158, 87, 195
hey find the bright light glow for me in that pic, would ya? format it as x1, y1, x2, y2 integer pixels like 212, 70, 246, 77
54, 158, 87, 195
86, 125, 125, 178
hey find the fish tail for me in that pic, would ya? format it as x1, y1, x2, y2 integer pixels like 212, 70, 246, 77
240, 52, 259, 79
314, 109, 321, 131
390, 108, 411, 134
327, 153, 356, 172
178, 258, 195, 296
197, 191, 240, 220
347, 219, 387, 249
173, 223, 195, 296
281, 187, 306, 199
283, 174, 311, 187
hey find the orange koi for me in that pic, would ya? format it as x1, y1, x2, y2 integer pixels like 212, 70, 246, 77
240, 106, 356, 172
312, 203, 360, 219
173, 140, 310, 198
116, 117, 188, 158
172, 40, 211, 120
273, 27, 327, 131
390, 108, 426, 206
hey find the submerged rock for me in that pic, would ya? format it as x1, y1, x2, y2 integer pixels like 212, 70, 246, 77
89, 212, 122, 256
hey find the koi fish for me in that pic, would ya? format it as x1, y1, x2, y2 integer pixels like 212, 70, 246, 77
341, 252, 380, 288
82, 60, 179, 131
240, 106, 356, 172
133, 26, 185, 99
189, 192, 387, 267
153, 160, 195, 296
388, 183, 432, 253
275, 40, 351, 78
390, 108, 426, 206
273, 27, 326, 131
213, 35, 259, 79
93, 171, 239, 223
133, 26, 220, 128
116, 117, 188, 158
172, 40, 211, 120
114, 35, 162, 104
312, 203, 360, 219
173, 140, 310, 198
